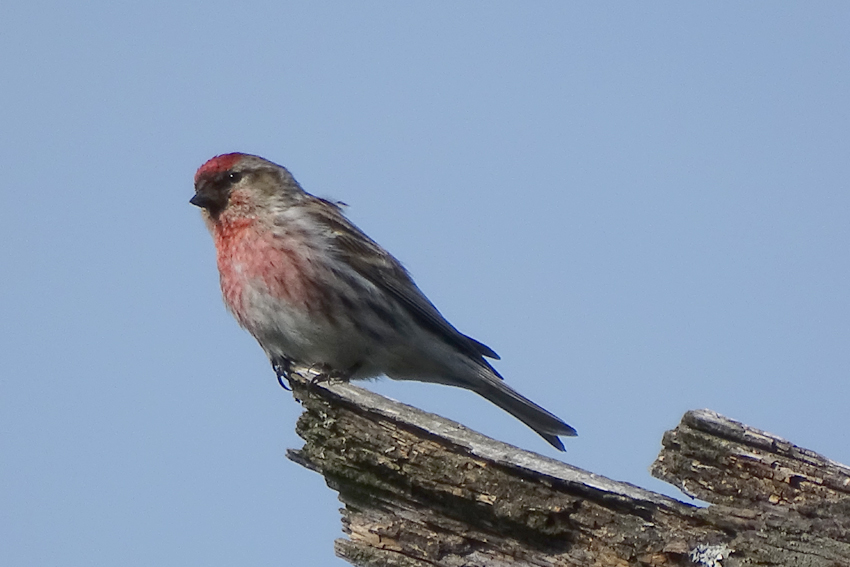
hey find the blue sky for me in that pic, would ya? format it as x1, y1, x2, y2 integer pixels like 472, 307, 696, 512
2, 2, 849, 566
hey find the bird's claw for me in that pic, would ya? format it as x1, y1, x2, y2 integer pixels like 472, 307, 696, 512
272, 358, 360, 388
306, 363, 344, 385
272, 357, 294, 390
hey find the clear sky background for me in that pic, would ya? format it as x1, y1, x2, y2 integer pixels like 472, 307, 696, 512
2, 2, 849, 566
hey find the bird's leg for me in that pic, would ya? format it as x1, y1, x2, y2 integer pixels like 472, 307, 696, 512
308, 362, 362, 385
271, 356, 295, 390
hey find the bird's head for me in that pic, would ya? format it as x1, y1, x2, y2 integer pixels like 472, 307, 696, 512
191, 153, 303, 220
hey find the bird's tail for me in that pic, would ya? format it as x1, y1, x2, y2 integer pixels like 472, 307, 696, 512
471, 377, 576, 451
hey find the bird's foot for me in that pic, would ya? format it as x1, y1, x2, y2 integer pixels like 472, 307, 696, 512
273, 358, 361, 388
306, 362, 361, 386
271, 356, 295, 390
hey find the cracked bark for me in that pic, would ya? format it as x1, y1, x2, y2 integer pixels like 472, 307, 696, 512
283, 370, 850, 566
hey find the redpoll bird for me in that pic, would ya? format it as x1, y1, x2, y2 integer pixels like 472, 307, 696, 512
190, 153, 577, 450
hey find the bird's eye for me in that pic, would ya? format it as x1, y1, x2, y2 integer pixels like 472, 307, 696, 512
227, 171, 243, 184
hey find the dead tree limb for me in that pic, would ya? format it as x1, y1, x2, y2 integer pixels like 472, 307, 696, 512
284, 370, 850, 566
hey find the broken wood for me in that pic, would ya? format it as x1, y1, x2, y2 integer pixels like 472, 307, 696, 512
284, 369, 850, 566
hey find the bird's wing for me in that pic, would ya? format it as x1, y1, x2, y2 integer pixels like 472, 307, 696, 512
313, 198, 500, 363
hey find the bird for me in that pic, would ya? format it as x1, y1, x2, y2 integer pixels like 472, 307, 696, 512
190, 152, 577, 450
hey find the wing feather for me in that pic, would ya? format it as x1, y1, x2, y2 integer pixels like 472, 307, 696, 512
313, 198, 500, 363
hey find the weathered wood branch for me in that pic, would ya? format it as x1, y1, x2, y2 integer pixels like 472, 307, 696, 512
284, 369, 850, 566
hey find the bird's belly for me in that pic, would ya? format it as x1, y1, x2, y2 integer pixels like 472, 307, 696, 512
233, 277, 374, 371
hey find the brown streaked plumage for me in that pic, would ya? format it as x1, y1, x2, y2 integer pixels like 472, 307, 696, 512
191, 152, 577, 450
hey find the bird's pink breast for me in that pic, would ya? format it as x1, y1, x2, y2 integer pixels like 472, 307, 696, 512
212, 217, 316, 328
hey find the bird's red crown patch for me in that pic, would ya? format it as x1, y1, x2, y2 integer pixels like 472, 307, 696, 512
195, 153, 244, 183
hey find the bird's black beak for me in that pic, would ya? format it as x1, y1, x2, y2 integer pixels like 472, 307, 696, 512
191, 171, 238, 217
190, 177, 229, 216
189, 193, 214, 209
